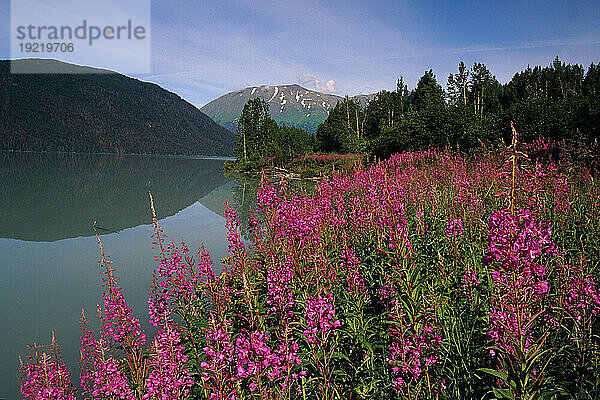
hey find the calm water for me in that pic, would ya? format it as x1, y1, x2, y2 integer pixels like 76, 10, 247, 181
0, 152, 257, 399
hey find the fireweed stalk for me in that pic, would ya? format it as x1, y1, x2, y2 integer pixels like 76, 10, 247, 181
303, 292, 341, 400
94, 235, 148, 398
79, 309, 135, 399
483, 208, 557, 397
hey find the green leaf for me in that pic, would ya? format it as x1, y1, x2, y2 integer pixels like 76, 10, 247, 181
332, 351, 351, 363
478, 367, 509, 382
492, 387, 514, 399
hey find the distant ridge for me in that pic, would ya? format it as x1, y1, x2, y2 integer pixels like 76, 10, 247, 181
201, 84, 375, 133
0, 59, 234, 156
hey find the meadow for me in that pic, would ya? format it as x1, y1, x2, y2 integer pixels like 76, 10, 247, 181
19, 127, 600, 399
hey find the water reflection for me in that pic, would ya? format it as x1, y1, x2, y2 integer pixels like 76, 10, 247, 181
200, 174, 259, 237
0, 152, 231, 241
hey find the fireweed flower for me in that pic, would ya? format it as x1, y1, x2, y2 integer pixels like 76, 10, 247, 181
201, 317, 237, 399
143, 322, 193, 400
224, 201, 247, 271
388, 321, 442, 394
303, 292, 341, 346
377, 199, 411, 256
484, 209, 555, 356
198, 245, 217, 283
445, 217, 464, 239
247, 208, 264, 239
20, 335, 76, 400
80, 312, 134, 400
148, 273, 170, 327
100, 286, 146, 348
235, 330, 279, 391
20, 146, 600, 399
339, 246, 366, 296
225, 205, 244, 253
97, 236, 146, 349
257, 180, 281, 211
276, 195, 323, 246
378, 277, 398, 312
484, 209, 556, 272
266, 257, 295, 320
559, 261, 600, 323
157, 252, 196, 300
272, 339, 305, 390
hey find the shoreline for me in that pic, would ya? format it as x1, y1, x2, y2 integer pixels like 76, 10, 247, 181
0, 149, 236, 161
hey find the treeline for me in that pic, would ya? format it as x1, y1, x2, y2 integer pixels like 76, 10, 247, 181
231, 98, 315, 169
317, 57, 600, 157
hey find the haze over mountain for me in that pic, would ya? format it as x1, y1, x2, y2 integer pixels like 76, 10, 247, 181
201, 84, 375, 133
0, 59, 234, 156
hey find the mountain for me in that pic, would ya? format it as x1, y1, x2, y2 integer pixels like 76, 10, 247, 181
0, 59, 234, 156
200, 84, 375, 133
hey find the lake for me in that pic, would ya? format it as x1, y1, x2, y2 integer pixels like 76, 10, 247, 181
0, 152, 257, 399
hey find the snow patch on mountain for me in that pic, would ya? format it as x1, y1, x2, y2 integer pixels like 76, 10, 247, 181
267, 86, 279, 102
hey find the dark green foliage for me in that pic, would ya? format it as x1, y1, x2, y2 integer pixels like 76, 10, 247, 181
316, 58, 600, 160
232, 98, 315, 169
288, 154, 363, 178
235, 98, 275, 160
270, 125, 315, 164
316, 97, 366, 153
0, 59, 234, 156
409, 69, 445, 112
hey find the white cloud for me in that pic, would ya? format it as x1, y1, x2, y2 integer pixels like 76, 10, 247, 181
297, 73, 337, 93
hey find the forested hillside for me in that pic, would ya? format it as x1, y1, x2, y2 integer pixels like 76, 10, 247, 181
317, 57, 600, 161
0, 59, 234, 156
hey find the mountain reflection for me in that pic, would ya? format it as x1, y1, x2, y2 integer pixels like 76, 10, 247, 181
198, 175, 260, 238
0, 152, 232, 242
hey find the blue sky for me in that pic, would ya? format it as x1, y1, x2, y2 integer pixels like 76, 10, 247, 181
1, 0, 599, 106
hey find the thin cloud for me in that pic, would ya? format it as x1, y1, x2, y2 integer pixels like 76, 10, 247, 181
385, 37, 600, 61
297, 73, 337, 93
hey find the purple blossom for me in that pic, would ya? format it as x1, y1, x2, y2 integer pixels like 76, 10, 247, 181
20, 336, 77, 400
303, 292, 341, 345
235, 331, 277, 385
201, 317, 237, 399
559, 261, 600, 323
143, 324, 193, 400
266, 258, 295, 320
224, 201, 247, 269
80, 315, 134, 400
97, 236, 146, 350
340, 246, 366, 296
378, 278, 397, 311
484, 209, 556, 272
446, 217, 464, 239
388, 322, 442, 393
257, 181, 281, 211
485, 209, 554, 358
